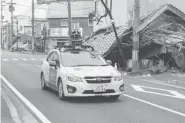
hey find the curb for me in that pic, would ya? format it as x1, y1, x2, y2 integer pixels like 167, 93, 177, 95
1, 90, 22, 123
1, 74, 51, 123
152, 79, 185, 88
1, 80, 39, 123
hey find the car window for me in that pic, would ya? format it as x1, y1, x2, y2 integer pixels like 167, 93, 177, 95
47, 52, 54, 62
52, 52, 60, 65
52, 52, 59, 61
60, 52, 108, 67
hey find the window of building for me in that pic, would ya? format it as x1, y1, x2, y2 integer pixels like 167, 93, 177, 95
95, 0, 100, 17
61, 19, 68, 27
72, 23, 80, 30
88, 18, 93, 26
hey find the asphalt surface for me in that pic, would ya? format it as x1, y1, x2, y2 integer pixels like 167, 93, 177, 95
1, 50, 185, 123
1, 96, 14, 123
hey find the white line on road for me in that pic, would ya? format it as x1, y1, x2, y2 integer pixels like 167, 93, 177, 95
131, 84, 185, 100
142, 79, 185, 90
0, 74, 52, 123
125, 76, 185, 90
2, 59, 9, 61
124, 94, 185, 117
36, 65, 41, 68
21, 58, 28, 61
12, 58, 18, 61
30, 58, 36, 61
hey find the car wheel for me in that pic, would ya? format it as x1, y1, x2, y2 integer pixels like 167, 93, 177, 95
109, 95, 120, 100
41, 73, 48, 90
58, 79, 66, 101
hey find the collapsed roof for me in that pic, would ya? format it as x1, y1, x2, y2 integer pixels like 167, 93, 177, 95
86, 4, 185, 57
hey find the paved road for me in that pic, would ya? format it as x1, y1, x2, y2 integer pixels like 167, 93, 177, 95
1, 51, 185, 123
1, 96, 14, 123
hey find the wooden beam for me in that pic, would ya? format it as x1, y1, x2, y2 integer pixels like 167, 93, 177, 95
136, 5, 168, 33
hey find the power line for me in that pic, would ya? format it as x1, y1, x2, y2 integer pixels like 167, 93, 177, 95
15, 3, 94, 11
16, 4, 39, 17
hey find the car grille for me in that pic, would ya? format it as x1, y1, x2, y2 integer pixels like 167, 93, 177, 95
84, 76, 112, 84
83, 89, 115, 94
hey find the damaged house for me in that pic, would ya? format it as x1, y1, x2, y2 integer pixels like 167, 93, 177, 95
86, 4, 185, 72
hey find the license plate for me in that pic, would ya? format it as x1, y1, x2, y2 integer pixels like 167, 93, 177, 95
94, 85, 106, 92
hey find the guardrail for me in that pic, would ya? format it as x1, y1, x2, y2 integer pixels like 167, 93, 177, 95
1, 74, 52, 123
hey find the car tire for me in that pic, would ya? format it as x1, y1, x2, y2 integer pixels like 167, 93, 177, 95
58, 79, 67, 101
41, 73, 48, 90
109, 95, 120, 100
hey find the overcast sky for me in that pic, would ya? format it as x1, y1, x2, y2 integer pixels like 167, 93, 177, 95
2, 0, 185, 23
2, 0, 47, 22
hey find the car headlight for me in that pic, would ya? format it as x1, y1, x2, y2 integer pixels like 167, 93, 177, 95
67, 74, 82, 82
114, 75, 123, 81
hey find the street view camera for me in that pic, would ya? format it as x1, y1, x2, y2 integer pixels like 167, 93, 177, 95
59, 30, 94, 52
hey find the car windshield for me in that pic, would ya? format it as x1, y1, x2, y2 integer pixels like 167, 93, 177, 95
61, 51, 108, 67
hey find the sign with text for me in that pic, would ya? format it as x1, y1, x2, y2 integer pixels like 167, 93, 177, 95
50, 28, 68, 37
50, 28, 83, 37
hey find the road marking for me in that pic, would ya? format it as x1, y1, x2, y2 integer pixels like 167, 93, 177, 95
2, 59, 9, 61
12, 58, 18, 61
131, 84, 185, 99
36, 65, 41, 67
142, 79, 185, 90
30, 58, 36, 61
40, 59, 44, 61
0, 74, 52, 123
21, 58, 28, 61
1, 89, 22, 123
124, 94, 185, 117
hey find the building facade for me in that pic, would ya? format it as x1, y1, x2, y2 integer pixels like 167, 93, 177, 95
23, 26, 32, 35
46, 1, 94, 50
21, 18, 48, 52
2, 23, 12, 50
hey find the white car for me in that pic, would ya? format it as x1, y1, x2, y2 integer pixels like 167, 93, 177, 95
40, 49, 124, 100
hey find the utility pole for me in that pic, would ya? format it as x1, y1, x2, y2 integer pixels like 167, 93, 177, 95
32, 0, 35, 53
1, 0, 4, 49
132, 0, 140, 72
68, 0, 72, 44
100, 0, 126, 68
16, 18, 18, 49
10, 0, 14, 47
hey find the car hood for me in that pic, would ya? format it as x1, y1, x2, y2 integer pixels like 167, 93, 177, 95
63, 66, 120, 78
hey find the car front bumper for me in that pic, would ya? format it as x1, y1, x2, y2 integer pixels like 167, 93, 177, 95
63, 80, 124, 97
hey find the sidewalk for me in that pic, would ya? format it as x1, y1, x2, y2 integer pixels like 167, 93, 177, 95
19, 51, 46, 55
1, 97, 14, 123
1, 82, 39, 123
13, 50, 47, 55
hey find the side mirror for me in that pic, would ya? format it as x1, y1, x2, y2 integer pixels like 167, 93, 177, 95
49, 61, 57, 66
107, 60, 112, 65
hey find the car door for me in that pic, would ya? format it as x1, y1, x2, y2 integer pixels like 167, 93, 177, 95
49, 51, 60, 88
44, 51, 54, 84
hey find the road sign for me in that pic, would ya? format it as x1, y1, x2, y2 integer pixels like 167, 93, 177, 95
131, 84, 185, 100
